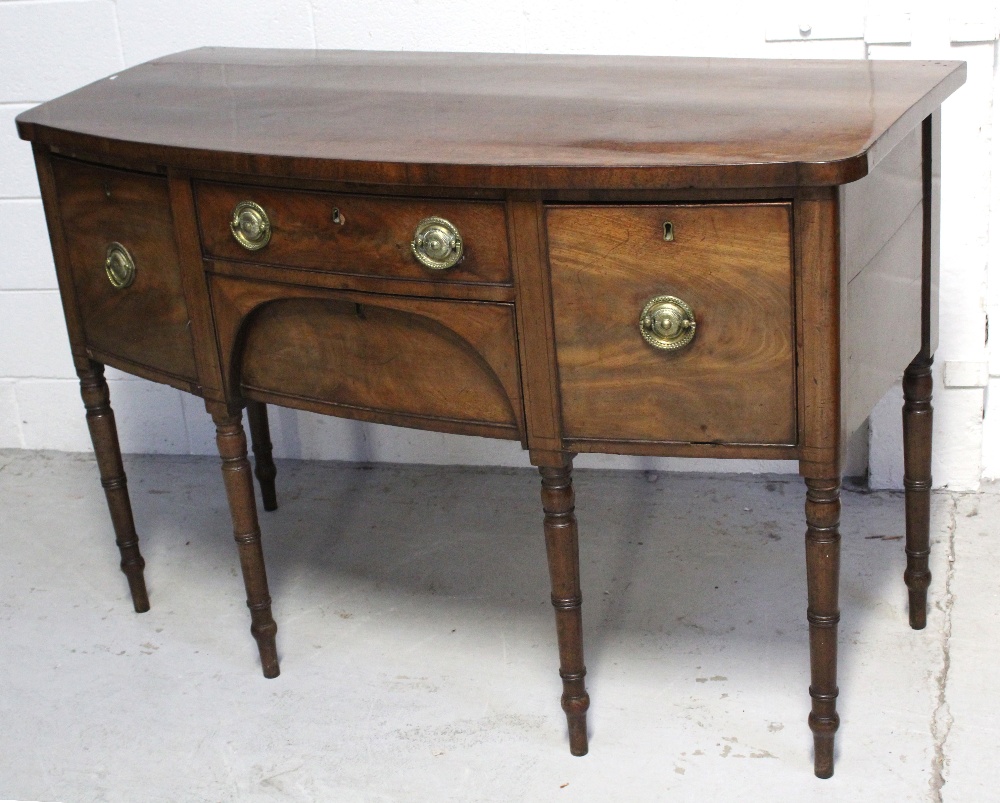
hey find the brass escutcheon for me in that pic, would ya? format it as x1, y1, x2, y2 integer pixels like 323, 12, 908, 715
104, 242, 136, 289
230, 200, 271, 251
411, 216, 463, 270
640, 295, 696, 350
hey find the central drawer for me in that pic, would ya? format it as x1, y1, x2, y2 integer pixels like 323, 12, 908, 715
209, 276, 525, 442
547, 203, 796, 447
194, 182, 512, 287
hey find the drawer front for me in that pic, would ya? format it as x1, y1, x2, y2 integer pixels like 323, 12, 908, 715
209, 277, 525, 441
195, 182, 512, 286
52, 158, 198, 383
548, 203, 796, 446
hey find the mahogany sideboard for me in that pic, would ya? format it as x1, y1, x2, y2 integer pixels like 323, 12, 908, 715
16, 49, 965, 778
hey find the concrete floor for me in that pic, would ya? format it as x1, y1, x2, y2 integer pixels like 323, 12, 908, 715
0, 450, 997, 802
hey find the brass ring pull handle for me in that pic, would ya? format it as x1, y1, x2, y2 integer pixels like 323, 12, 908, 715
411, 216, 463, 270
640, 295, 696, 350
105, 242, 136, 289
230, 200, 271, 251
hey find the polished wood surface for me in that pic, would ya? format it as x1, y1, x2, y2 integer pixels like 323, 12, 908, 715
18, 49, 965, 780
803, 476, 842, 780
211, 405, 279, 678
210, 276, 525, 441
78, 361, 149, 613
539, 458, 590, 756
51, 157, 198, 385
195, 181, 512, 285
548, 203, 795, 446
16, 49, 964, 190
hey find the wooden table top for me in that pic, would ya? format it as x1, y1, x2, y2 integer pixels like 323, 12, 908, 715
17, 48, 965, 190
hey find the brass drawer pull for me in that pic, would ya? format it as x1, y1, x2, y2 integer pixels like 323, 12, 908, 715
640, 295, 696, 350
104, 242, 136, 289
412, 216, 463, 270
230, 200, 271, 251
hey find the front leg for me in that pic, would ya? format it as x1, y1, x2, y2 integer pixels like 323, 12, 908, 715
539, 457, 590, 756
78, 361, 149, 613
803, 476, 842, 779
209, 403, 279, 678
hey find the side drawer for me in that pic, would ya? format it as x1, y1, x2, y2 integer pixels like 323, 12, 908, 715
547, 203, 796, 447
195, 182, 512, 286
51, 157, 198, 384
209, 275, 525, 442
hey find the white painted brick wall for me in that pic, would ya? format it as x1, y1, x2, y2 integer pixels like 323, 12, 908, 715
0, 0, 995, 491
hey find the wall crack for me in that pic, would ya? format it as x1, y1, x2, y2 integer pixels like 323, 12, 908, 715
929, 492, 959, 802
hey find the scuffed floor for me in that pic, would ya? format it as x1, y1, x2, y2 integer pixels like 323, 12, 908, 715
0, 450, 995, 802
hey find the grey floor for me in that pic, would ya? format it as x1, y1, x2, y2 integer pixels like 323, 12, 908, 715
1, 450, 997, 802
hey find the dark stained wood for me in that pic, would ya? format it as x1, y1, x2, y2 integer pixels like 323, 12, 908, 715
795, 191, 842, 476
539, 458, 590, 756
209, 403, 279, 678
246, 401, 278, 512
195, 181, 512, 285
794, 188, 844, 777
205, 256, 515, 304
509, 198, 564, 461
17, 49, 964, 190
78, 361, 149, 613
32, 146, 91, 374
902, 112, 942, 632
50, 157, 199, 385
168, 171, 226, 401
923, 112, 942, 359
902, 355, 933, 630
209, 276, 525, 442
18, 50, 967, 778
548, 204, 796, 446
803, 476, 842, 779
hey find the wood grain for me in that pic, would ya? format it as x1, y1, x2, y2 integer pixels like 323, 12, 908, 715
794, 191, 841, 476
195, 181, 512, 285
210, 276, 525, 441
209, 403, 279, 679
548, 203, 796, 446
51, 157, 198, 384
17, 49, 965, 190
78, 361, 149, 613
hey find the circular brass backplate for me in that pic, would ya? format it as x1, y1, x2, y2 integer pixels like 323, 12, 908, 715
639, 295, 696, 351
104, 242, 136, 289
411, 216, 463, 270
230, 200, 271, 251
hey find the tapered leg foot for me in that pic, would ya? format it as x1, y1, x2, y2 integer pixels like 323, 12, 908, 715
246, 400, 278, 512
804, 476, 841, 779
903, 354, 933, 630
78, 362, 149, 613
211, 406, 279, 678
539, 459, 590, 756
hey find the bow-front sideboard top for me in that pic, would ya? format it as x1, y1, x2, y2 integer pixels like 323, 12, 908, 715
16, 49, 965, 779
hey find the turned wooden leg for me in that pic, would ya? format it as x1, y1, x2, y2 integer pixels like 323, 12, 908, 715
804, 476, 841, 779
78, 361, 149, 613
211, 406, 279, 678
246, 400, 278, 512
539, 459, 590, 756
903, 354, 933, 630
